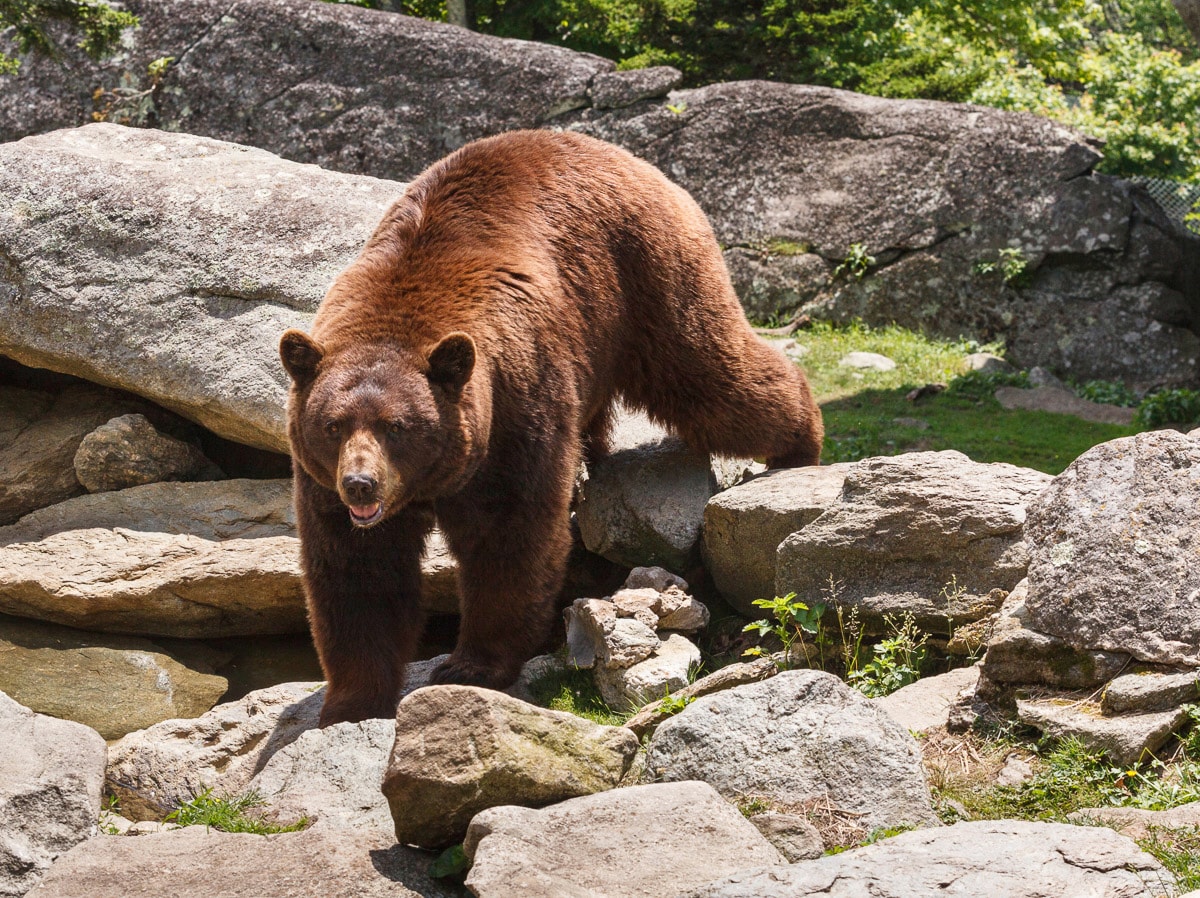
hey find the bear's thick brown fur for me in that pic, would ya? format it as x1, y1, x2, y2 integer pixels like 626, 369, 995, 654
280, 130, 822, 726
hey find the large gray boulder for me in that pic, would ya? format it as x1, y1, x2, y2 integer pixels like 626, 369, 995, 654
0, 123, 401, 452
0, 0, 612, 181
23, 826, 458, 898
644, 670, 938, 835
573, 82, 1200, 387
776, 452, 1051, 633
0, 615, 229, 740
1024, 431, 1200, 667
382, 686, 639, 848
680, 820, 1172, 898
463, 781, 784, 898
0, 691, 106, 898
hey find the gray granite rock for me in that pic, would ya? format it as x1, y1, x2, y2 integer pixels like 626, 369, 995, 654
0, 615, 228, 740
463, 781, 784, 898
702, 465, 849, 616
73, 414, 222, 492
1102, 670, 1200, 714
23, 826, 456, 898
644, 670, 938, 833
680, 819, 1172, 898
1016, 696, 1190, 767
1024, 431, 1200, 666
776, 452, 1050, 633
0, 691, 106, 898
383, 686, 638, 848
590, 66, 681, 109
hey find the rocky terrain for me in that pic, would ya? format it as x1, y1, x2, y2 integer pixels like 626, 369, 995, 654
2, 1, 1200, 896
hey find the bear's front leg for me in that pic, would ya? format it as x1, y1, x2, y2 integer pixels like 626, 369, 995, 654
294, 468, 432, 726
432, 467, 574, 691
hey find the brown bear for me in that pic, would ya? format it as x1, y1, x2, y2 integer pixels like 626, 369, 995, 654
280, 129, 823, 726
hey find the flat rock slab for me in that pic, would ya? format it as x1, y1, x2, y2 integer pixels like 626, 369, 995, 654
702, 465, 850, 616
644, 669, 938, 833
871, 665, 981, 734
1017, 697, 1191, 767
0, 479, 305, 637
1103, 670, 1200, 714
776, 452, 1050, 632
1024, 431, 1200, 666
463, 781, 784, 898
0, 691, 106, 898
1070, 800, 1200, 840
624, 658, 778, 738
995, 386, 1136, 425
0, 123, 402, 452
23, 826, 457, 898
0, 614, 229, 739
681, 819, 1173, 898
384, 686, 639, 848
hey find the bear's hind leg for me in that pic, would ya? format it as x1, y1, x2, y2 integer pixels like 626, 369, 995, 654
295, 469, 431, 726
630, 332, 824, 469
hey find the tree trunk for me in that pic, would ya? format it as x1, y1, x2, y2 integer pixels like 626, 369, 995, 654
447, 0, 476, 30
1173, 0, 1200, 47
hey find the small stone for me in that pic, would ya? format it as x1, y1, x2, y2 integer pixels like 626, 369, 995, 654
1028, 366, 1066, 389
604, 618, 662, 669
74, 413, 223, 493
563, 598, 617, 669
748, 812, 824, 862
1102, 670, 1200, 714
623, 566, 689, 592
871, 666, 981, 734
996, 754, 1034, 786
963, 353, 1014, 374
839, 351, 897, 371
656, 596, 710, 633
594, 633, 701, 710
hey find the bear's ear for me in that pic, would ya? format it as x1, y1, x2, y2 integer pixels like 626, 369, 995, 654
280, 329, 324, 389
427, 332, 475, 400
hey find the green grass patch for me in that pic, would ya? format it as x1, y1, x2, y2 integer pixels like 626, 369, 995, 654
1139, 827, 1200, 892
526, 664, 630, 726
165, 789, 308, 835
782, 321, 1139, 474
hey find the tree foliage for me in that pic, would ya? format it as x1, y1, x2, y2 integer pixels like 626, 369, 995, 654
392, 0, 1200, 181
0, 0, 137, 74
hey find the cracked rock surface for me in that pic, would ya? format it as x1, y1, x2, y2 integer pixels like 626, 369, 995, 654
680, 819, 1173, 898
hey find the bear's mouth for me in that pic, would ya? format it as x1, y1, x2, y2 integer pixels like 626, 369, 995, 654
348, 501, 384, 527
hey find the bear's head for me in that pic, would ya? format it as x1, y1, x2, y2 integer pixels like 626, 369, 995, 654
279, 329, 490, 527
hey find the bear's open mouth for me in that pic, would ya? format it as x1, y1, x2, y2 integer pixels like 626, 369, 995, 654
348, 501, 384, 527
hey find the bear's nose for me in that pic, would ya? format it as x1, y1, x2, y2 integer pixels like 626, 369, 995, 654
341, 473, 378, 503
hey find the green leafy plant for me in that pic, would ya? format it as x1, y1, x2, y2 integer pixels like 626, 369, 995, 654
657, 687, 694, 716
846, 611, 928, 697
429, 844, 470, 880
742, 592, 826, 669
0, 0, 137, 74
165, 788, 308, 835
1073, 379, 1139, 407
1136, 388, 1200, 427
833, 243, 876, 281
972, 247, 1030, 286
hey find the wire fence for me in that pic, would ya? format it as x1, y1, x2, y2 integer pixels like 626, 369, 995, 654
1131, 177, 1200, 234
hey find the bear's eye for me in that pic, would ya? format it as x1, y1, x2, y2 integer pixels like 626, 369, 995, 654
387, 422, 402, 436
325, 421, 340, 438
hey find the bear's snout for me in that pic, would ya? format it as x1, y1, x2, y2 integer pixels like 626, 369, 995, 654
342, 472, 378, 504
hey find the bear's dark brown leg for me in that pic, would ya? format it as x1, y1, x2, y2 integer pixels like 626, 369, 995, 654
432, 440, 576, 690
294, 468, 432, 726
628, 330, 824, 468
